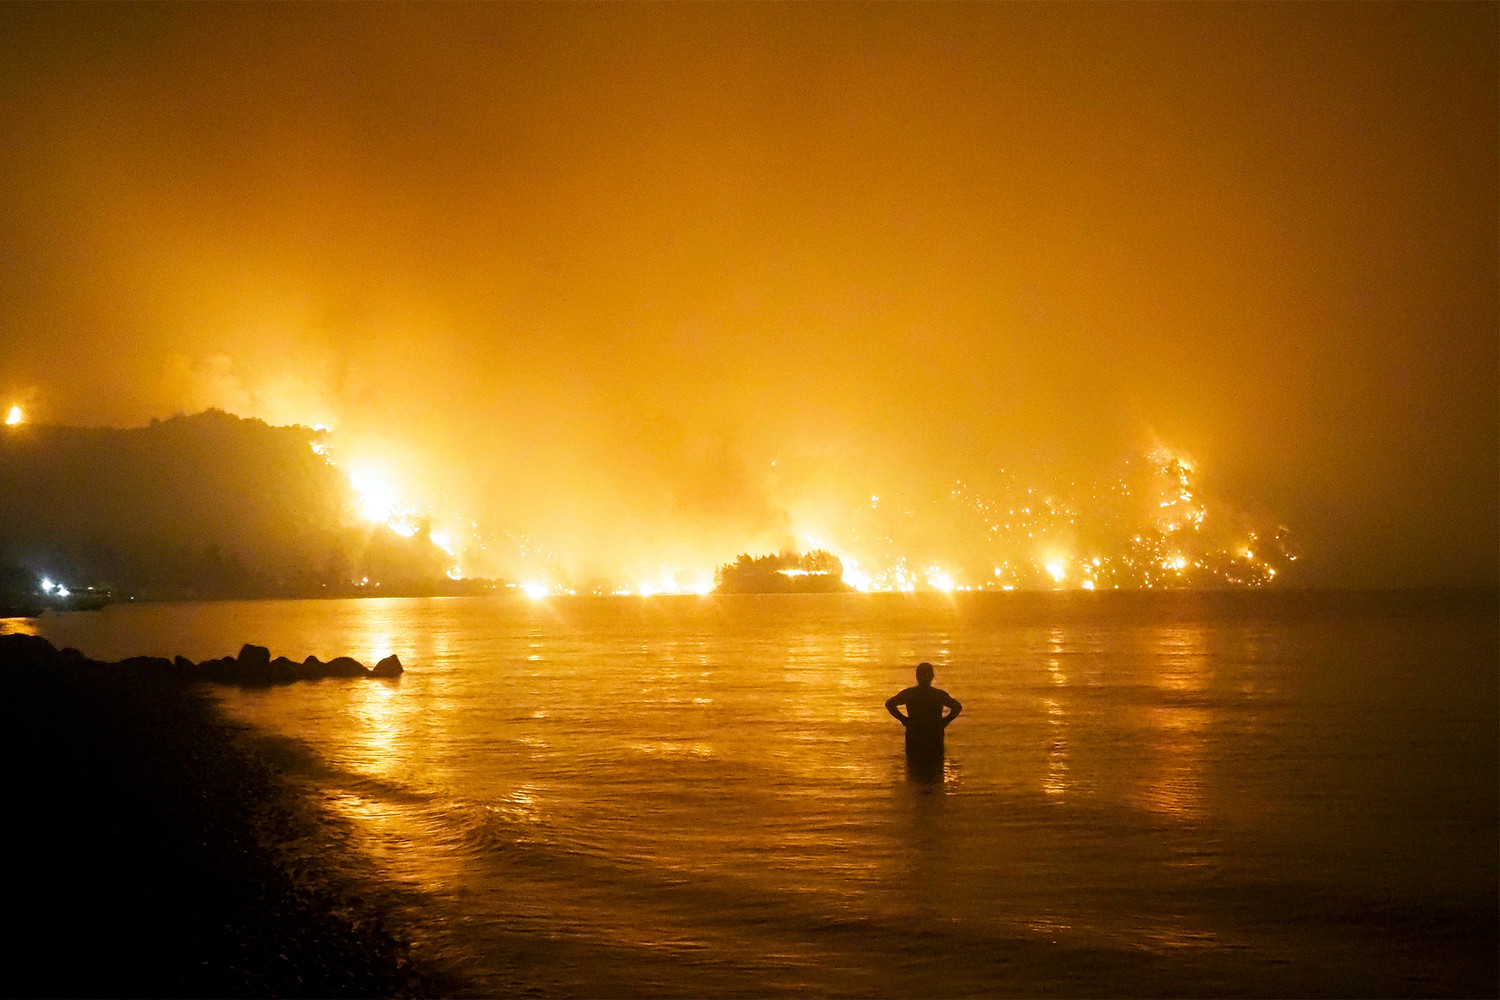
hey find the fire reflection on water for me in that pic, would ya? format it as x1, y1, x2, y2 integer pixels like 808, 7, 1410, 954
1042, 627, 1073, 800
1138, 625, 1212, 822
0, 617, 40, 637
494, 784, 544, 827
346, 679, 403, 775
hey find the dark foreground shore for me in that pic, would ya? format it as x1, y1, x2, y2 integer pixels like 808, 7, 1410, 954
0, 633, 448, 998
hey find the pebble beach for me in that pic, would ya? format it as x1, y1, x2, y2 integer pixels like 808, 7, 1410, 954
0, 633, 447, 997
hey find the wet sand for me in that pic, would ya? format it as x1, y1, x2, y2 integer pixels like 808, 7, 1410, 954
0, 633, 448, 998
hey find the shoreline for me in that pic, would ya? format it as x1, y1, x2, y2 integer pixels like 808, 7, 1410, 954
0, 634, 453, 997
4, 596, 1495, 998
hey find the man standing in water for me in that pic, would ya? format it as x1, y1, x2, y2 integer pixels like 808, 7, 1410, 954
886, 662, 962, 768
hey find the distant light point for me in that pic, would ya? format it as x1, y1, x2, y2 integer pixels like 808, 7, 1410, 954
4, 405, 22, 425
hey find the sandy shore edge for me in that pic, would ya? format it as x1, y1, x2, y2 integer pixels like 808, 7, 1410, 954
0, 633, 453, 998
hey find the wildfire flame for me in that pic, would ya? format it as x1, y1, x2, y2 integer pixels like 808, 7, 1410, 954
303, 429, 469, 579
300, 421, 1291, 594
717, 445, 1293, 593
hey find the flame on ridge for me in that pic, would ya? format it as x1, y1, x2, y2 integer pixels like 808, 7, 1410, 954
306, 428, 470, 580
302, 424, 1293, 596
715, 445, 1293, 595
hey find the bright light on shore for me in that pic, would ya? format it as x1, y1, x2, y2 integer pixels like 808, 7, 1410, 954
347, 465, 400, 522
4, 405, 21, 425
925, 568, 955, 593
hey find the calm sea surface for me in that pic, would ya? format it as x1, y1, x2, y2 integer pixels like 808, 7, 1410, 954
10, 590, 1497, 996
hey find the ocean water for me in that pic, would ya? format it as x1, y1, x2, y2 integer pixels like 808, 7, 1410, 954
10, 590, 1497, 996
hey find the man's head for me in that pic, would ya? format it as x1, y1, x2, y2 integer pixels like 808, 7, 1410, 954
915, 662, 935, 685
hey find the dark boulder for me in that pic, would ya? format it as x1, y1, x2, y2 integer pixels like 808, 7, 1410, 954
268, 656, 300, 683
370, 654, 403, 678
237, 644, 271, 671
0, 632, 59, 666
323, 656, 368, 678
198, 656, 239, 682
117, 656, 174, 675
229, 644, 274, 684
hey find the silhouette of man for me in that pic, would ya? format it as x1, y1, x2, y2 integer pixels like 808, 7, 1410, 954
886, 662, 962, 766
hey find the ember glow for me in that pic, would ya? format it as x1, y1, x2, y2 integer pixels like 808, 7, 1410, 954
346, 464, 415, 534
679, 444, 1294, 594
296, 427, 475, 581
302, 417, 1293, 594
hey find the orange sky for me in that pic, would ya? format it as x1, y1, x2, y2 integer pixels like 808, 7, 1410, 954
1, 3, 1495, 585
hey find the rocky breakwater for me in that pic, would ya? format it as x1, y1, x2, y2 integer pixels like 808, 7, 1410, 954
197, 642, 404, 686
0, 633, 403, 686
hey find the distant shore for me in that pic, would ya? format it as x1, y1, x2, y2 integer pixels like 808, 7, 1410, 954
0, 634, 452, 997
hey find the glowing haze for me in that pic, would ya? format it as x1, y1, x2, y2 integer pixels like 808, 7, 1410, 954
0, 5, 1494, 588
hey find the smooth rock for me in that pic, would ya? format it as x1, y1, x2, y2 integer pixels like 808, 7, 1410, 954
324, 656, 367, 678
198, 656, 238, 680
268, 656, 300, 683
118, 655, 174, 674
237, 644, 271, 671
370, 654, 403, 678
0, 632, 57, 664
